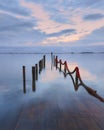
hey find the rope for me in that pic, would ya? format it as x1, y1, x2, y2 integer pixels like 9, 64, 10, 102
54, 56, 104, 102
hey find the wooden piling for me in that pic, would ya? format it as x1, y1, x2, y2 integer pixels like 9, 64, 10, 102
39, 60, 41, 73
56, 56, 58, 69
32, 67, 35, 81
32, 66, 36, 91
59, 59, 61, 72
23, 66, 26, 93
53, 55, 55, 66
53, 55, 54, 65
43, 55, 46, 68
64, 61, 67, 73
32, 80, 36, 92
75, 71, 78, 87
35, 64, 38, 80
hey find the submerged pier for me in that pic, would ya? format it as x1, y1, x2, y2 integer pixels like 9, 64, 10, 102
1, 53, 104, 130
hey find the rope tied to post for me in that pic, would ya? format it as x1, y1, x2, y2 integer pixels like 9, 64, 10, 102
54, 55, 104, 102
75, 66, 81, 79
64, 61, 69, 71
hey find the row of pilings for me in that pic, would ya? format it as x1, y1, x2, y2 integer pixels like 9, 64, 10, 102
52, 55, 104, 102
22, 55, 46, 93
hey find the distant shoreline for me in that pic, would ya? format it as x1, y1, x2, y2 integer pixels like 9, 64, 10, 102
0, 46, 104, 54
0, 52, 104, 54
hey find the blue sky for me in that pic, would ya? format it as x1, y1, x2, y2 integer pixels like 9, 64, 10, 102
0, 0, 104, 47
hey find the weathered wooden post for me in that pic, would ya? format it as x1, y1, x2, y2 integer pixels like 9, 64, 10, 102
75, 67, 81, 88
43, 55, 46, 68
56, 56, 58, 69
64, 61, 67, 73
35, 64, 38, 80
59, 59, 62, 72
75, 71, 78, 87
39, 60, 41, 74
51, 52, 53, 64
53, 55, 55, 66
32, 66, 36, 91
23, 66, 26, 93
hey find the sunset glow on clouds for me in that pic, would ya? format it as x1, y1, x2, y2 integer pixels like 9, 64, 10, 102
0, 0, 104, 47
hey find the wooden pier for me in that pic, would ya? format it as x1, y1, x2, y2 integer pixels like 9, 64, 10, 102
13, 95, 104, 130
1, 54, 104, 130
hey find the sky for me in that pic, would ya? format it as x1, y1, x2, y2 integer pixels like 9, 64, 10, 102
0, 0, 104, 48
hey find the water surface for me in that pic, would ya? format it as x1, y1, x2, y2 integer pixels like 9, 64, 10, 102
0, 53, 104, 130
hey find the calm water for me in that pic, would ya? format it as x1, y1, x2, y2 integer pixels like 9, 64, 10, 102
0, 53, 104, 129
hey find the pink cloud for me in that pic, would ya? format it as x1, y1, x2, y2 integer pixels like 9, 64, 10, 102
20, 0, 104, 46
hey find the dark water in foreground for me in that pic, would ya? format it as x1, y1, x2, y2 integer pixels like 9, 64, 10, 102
0, 53, 104, 130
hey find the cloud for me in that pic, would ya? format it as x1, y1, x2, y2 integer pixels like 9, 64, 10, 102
21, 0, 69, 36
0, 0, 104, 47
0, 13, 35, 32
26, 0, 59, 5
84, 13, 104, 21
73, 26, 104, 46
48, 29, 76, 37
20, 0, 104, 44
0, 12, 46, 46
42, 34, 80, 46
93, 26, 104, 34
26, 0, 103, 8
68, 0, 103, 8
0, 0, 30, 16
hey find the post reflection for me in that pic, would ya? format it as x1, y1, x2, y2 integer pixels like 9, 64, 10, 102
32, 80, 36, 92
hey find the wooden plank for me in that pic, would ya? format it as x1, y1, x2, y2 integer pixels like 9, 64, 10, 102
76, 117, 100, 130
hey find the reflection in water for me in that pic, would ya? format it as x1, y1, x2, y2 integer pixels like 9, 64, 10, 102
32, 80, 36, 92
53, 55, 104, 102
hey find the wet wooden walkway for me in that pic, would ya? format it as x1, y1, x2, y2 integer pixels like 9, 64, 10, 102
1, 56, 104, 130
14, 97, 104, 130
